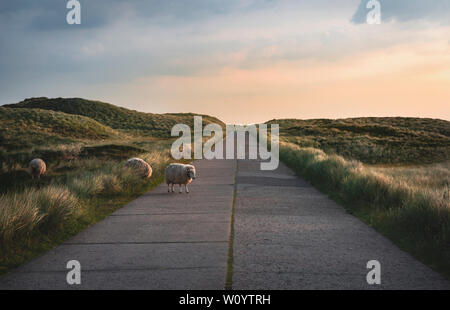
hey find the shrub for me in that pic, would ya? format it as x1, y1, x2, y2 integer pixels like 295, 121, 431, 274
35, 186, 78, 230
66, 172, 105, 198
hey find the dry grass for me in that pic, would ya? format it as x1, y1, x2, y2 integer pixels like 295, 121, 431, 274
0, 185, 78, 243
369, 162, 450, 202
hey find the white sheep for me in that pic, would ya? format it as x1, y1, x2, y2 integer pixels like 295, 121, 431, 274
29, 158, 46, 179
124, 158, 152, 178
165, 163, 196, 193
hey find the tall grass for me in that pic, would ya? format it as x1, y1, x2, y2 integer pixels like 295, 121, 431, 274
369, 162, 450, 202
280, 141, 450, 277
0, 186, 78, 244
272, 117, 450, 164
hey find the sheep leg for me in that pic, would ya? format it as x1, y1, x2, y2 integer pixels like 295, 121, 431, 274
167, 183, 170, 192
179, 184, 183, 193
171, 184, 175, 193
185, 184, 189, 193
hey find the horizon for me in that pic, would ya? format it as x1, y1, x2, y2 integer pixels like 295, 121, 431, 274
3, 96, 450, 125
1, 1, 449, 123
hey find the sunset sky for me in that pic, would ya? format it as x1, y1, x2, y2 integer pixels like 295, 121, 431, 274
0, 0, 449, 124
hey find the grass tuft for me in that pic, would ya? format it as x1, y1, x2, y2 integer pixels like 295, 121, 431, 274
0, 185, 78, 243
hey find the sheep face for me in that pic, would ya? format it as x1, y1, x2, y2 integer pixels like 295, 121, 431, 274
187, 167, 196, 180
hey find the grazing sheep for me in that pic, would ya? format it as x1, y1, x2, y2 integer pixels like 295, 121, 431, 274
165, 163, 196, 193
124, 158, 152, 178
29, 158, 46, 179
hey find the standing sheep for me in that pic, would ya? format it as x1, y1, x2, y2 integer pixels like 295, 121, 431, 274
29, 158, 46, 179
124, 158, 152, 178
165, 163, 196, 193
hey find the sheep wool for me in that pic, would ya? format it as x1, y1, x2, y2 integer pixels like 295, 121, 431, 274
124, 158, 152, 178
165, 163, 196, 193
29, 158, 46, 179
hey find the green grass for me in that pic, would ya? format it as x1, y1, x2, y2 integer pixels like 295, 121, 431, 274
79, 144, 147, 160
269, 117, 450, 164
279, 141, 450, 279
4, 97, 225, 138
369, 162, 450, 203
0, 107, 120, 151
0, 185, 78, 242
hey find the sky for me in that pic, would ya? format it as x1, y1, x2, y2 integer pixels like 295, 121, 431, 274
0, 0, 449, 124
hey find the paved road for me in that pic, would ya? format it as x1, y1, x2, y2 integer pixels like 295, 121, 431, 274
233, 159, 449, 289
0, 137, 449, 289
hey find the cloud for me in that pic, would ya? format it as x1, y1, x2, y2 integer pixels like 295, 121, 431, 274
0, 0, 276, 31
0, 1, 353, 84
352, 0, 450, 24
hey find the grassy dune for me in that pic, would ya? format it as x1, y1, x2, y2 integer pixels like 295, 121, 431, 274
4, 97, 225, 138
0, 107, 121, 150
269, 117, 450, 164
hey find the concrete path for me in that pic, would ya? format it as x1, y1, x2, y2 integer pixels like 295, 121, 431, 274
0, 136, 449, 289
232, 159, 450, 289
